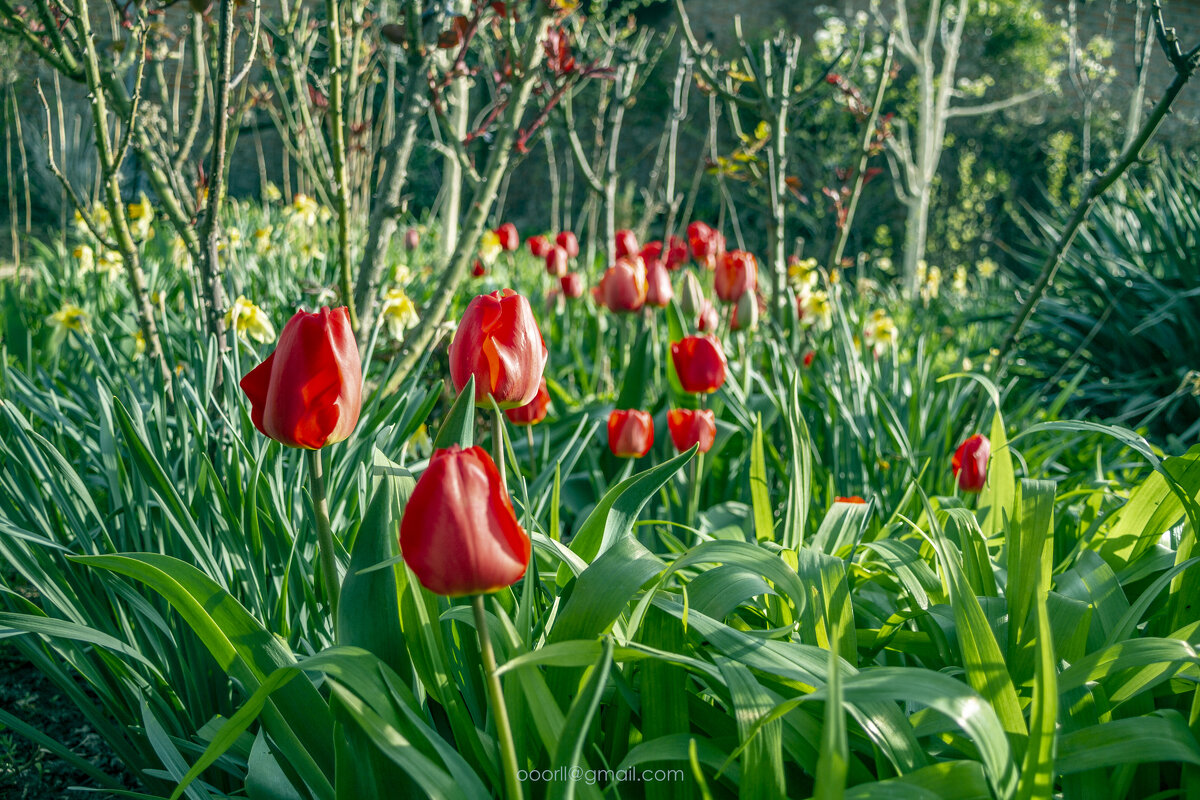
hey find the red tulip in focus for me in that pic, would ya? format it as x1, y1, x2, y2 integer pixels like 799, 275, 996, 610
608, 409, 654, 458
667, 408, 715, 454
505, 379, 550, 426
615, 229, 639, 260
400, 445, 531, 596
528, 234, 552, 257
687, 221, 724, 268
671, 335, 727, 394
556, 231, 579, 258
404, 228, 420, 251
595, 256, 648, 313
952, 434, 991, 493
472, 259, 486, 278
645, 258, 673, 308
714, 250, 757, 303
449, 289, 548, 409
495, 223, 519, 251
240, 307, 362, 450
545, 245, 568, 277
560, 272, 585, 299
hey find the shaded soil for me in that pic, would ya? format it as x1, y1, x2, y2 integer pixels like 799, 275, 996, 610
0, 643, 136, 799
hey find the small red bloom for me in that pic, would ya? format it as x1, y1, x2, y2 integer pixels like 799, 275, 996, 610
505, 379, 550, 426
400, 445, 530, 596
697, 301, 719, 334
834, 495, 866, 504
595, 256, 648, 313
528, 234, 552, 257
472, 259, 486, 278
404, 228, 420, 251
560, 272, 584, 299
714, 250, 758, 303
556, 231, 579, 258
495, 223, 519, 251
608, 409, 654, 458
667, 408, 715, 454
645, 258, 673, 308
803, 351, 815, 368
545, 245, 568, 277
665, 236, 689, 270
671, 335, 727, 394
615, 229, 639, 260
952, 434, 991, 493
687, 221, 724, 269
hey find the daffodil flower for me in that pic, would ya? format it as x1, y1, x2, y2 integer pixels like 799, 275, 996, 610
224, 295, 276, 343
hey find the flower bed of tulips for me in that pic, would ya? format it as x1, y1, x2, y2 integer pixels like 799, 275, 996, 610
2, 201, 1200, 800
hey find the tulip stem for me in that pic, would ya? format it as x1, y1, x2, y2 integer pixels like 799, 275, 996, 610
472, 594, 523, 800
688, 451, 704, 531
306, 449, 340, 638
493, 404, 508, 488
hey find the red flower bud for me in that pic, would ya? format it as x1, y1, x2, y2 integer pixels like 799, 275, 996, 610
560, 272, 584, 298
640, 240, 663, 263
595, 256, 648, 313
400, 445, 530, 596
671, 335, 727, 394
505, 379, 550, 426
687, 221, 724, 268
545, 245, 568, 277
449, 289, 548, 409
239, 307, 362, 449
615, 229, 639, 260
608, 409, 653, 458
472, 259, 486, 278
495, 222, 519, 251
645, 258, 673, 308
803, 351, 815, 368
556, 231, 579, 258
404, 228, 420, 251
731, 290, 759, 331
952, 434, 990, 493
528, 234, 552, 257
697, 301, 719, 333
665, 236, 689, 270
714, 250, 757, 303
667, 408, 715, 453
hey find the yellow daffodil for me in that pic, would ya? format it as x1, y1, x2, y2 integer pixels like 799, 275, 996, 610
47, 303, 88, 333
978, 257, 998, 279
96, 249, 124, 278
224, 295, 276, 343
408, 423, 432, 459
863, 308, 897, 357
380, 288, 420, 340
478, 229, 503, 266
134, 330, 146, 359
171, 236, 192, 270
921, 265, 942, 304
952, 265, 968, 297
253, 226, 273, 255
264, 182, 282, 202
73, 244, 94, 274
798, 290, 832, 332
788, 257, 819, 291
290, 194, 319, 227
127, 194, 154, 241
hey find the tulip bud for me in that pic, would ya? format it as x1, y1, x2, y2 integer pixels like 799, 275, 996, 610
645, 259, 673, 308
665, 236, 689, 270
560, 272, 585, 299
952, 434, 990, 493
667, 408, 715, 453
671, 335, 727, 394
239, 307, 362, 449
678, 271, 705, 318
595, 256, 648, 313
835, 496, 866, 504
545, 245, 568, 277
472, 259, 486, 278
556, 231, 579, 259
495, 222, 519, 252
404, 228, 420, 251
449, 289, 548, 409
608, 409, 654, 458
714, 250, 758, 303
528, 234, 552, 257
640, 241, 663, 263
505, 379, 550, 426
615, 229, 639, 260
400, 445, 531, 596
697, 301, 719, 333
731, 290, 758, 332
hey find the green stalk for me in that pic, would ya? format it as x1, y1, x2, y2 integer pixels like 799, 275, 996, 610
687, 451, 704, 532
306, 449, 340, 636
494, 404, 508, 487
324, 0, 357, 329
472, 594, 523, 800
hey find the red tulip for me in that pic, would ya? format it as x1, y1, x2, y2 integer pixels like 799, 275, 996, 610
803, 351, 815, 368
545, 245, 568, 277
687, 221, 724, 268
472, 259, 486, 278
640, 241, 663, 263
697, 301, 719, 333
615, 229, 639, 260
239, 307, 362, 449
560, 272, 584, 299
714, 250, 757, 303
731, 291, 759, 332
671, 335, 727, 394
645, 258, 673, 308
667, 408, 715, 454
528, 235, 552, 257
449, 289, 548, 409
556, 231, 579, 258
495, 223, 519, 251
608, 409, 653, 458
400, 445, 530, 596
505, 379, 550, 426
952, 434, 991, 493
665, 236, 689, 270
595, 256, 648, 313
404, 228, 420, 251
835, 496, 866, 504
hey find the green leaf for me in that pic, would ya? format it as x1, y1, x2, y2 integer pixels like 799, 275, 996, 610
1056, 712, 1200, 774
1014, 588, 1056, 800
813, 635, 847, 800
548, 637, 614, 800
433, 376, 475, 449
550, 537, 664, 643
750, 415, 775, 543
615, 322, 653, 411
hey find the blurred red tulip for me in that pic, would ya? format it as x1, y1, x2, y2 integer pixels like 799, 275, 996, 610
667, 408, 715, 453
495, 223, 519, 251
545, 245, 568, 277
803, 351, 815, 368
697, 301, 719, 333
671, 335, 727, 394
472, 260, 486, 278
595, 256, 648, 313
615, 229, 639, 260
505, 379, 550, 426
645, 258, 673, 308
449, 289, 548, 409
714, 250, 757, 303
556, 231, 579, 258
240, 307, 362, 449
687, 221, 724, 268
404, 228, 420, 251
560, 272, 584, 298
835, 496, 866, 504
665, 236, 689, 270
400, 445, 530, 596
608, 409, 654, 458
952, 434, 990, 493
640, 241, 663, 263
528, 234, 552, 257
